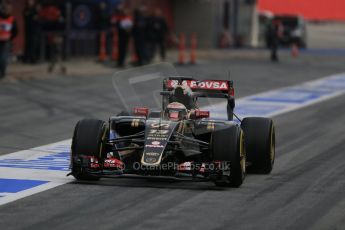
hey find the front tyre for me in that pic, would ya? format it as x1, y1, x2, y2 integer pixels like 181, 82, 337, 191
211, 125, 246, 187
241, 117, 275, 174
71, 119, 107, 180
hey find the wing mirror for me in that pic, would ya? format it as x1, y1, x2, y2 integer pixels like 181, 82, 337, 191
195, 110, 210, 119
133, 107, 149, 117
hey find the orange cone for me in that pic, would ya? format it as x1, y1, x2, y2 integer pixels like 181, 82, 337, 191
99, 31, 107, 62
178, 33, 186, 65
190, 33, 197, 64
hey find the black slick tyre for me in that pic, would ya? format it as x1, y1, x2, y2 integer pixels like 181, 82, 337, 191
241, 117, 275, 174
211, 125, 246, 187
71, 119, 107, 181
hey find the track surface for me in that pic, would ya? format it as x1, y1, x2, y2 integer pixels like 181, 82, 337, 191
0, 55, 345, 229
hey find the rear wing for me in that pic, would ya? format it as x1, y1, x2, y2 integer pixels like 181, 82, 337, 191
163, 77, 234, 98
161, 77, 235, 120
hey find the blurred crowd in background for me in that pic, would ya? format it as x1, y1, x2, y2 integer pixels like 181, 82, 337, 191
22, 0, 168, 68
111, 5, 168, 67
0, 1, 17, 79
0, 0, 170, 79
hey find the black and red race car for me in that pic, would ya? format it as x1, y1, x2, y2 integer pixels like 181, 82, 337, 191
69, 77, 275, 187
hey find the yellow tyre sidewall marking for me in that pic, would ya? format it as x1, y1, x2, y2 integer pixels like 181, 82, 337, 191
99, 125, 107, 158
240, 130, 246, 175
270, 125, 275, 165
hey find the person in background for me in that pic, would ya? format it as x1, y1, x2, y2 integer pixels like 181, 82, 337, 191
147, 8, 167, 62
132, 6, 149, 66
267, 18, 283, 62
98, 1, 110, 56
47, 34, 66, 74
98, 2, 109, 30
116, 7, 133, 68
23, 0, 41, 64
0, 2, 17, 80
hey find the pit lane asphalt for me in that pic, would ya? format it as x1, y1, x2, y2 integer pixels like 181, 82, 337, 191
0, 53, 345, 229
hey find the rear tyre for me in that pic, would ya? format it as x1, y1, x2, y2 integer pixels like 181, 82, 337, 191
71, 119, 107, 180
211, 125, 246, 187
241, 117, 275, 174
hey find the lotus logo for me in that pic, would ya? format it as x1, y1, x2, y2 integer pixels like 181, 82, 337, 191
146, 157, 157, 163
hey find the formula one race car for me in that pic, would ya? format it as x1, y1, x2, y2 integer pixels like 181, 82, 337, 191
69, 77, 275, 187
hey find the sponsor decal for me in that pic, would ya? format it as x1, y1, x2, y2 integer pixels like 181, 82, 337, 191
144, 157, 158, 163
195, 110, 210, 118
150, 122, 170, 129
145, 141, 164, 148
147, 135, 168, 140
147, 137, 167, 141
104, 158, 124, 169
152, 141, 160, 145
177, 162, 192, 171
133, 107, 149, 116
145, 152, 160, 157
131, 119, 140, 128
147, 133, 169, 140
167, 80, 229, 91
148, 130, 169, 135
145, 122, 176, 149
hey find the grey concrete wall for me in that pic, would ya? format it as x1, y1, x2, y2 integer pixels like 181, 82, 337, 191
237, 0, 256, 46
307, 22, 345, 49
172, 0, 223, 48
172, 0, 256, 48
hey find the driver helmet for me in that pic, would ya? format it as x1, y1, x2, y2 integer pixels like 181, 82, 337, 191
165, 102, 188, 121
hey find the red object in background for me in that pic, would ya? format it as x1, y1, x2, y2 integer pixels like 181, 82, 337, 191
178, 33, 186, 65
0, 16, 14, 41
39, 6, 61, 22
99, 31, 107, 62
291, 44, 299, 57
111, 29, 118, 61
258, 0, 345, 21
190, 32, 197, 64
